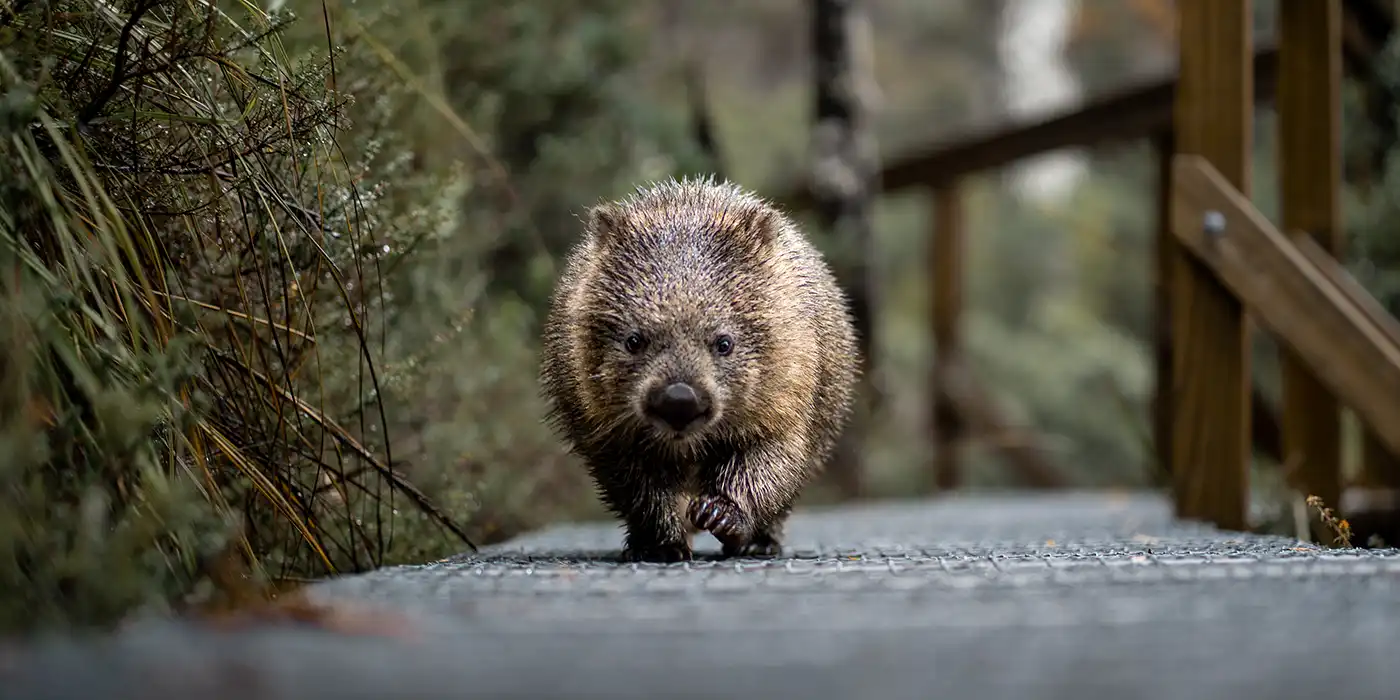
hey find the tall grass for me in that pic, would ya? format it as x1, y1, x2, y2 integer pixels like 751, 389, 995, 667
0, 0, 472, 633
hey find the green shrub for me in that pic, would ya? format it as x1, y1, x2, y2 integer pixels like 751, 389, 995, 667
0, 0, 472, 633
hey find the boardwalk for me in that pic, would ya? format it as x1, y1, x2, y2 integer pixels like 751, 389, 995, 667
7, 492, 1400, 700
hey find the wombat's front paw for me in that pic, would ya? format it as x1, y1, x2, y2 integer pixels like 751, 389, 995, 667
688, 494, 752, 550
622, 541, 693, 563
729, 531, 782, 558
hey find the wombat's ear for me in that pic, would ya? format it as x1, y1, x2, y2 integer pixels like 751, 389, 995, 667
735, 204, 782, 249
587, 203, 627, 242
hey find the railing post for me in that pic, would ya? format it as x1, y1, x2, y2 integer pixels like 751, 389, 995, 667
1278, 0, 1345, 527
1170, 0, 1254, 531
931, 181, 964, 492
1152, 130, 1175, 485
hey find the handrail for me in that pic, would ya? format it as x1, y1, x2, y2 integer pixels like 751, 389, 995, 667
1171, 155, 1400, 460
774, 44, 1281, 212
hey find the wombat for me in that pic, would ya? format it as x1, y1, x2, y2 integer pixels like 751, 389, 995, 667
538, 177, 859, 562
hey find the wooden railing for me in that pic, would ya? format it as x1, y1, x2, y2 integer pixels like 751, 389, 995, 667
775, 0, 1400, 533
1167, 0, 1400, 536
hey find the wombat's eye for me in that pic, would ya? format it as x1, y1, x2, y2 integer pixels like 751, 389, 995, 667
623, 332, 647, 354
714, 334, 735, 356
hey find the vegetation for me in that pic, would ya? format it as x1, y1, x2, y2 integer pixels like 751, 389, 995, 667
0, 0, 701, 633
1348, 36, 1400, 318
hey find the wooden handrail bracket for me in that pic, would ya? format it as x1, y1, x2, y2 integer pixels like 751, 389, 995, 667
1171, 154, 1400, 458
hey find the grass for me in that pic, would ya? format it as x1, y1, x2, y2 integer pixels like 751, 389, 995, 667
0, 0, 476, 633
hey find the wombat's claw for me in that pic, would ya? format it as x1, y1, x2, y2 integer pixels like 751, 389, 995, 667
622, 542, 693, 563
721, 531, 782, 558
688, 494, 750, 545
736, 540, 782, 557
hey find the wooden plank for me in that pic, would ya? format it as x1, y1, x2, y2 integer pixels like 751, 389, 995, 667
771, 46, 1284, 212
1291, 236, 1400, 361
769, 1, 1382, 212
1160, 139, 1283, 468
1170, 0, 1254, 532
1171, 155, 1400, 461
845, 47, 1280, 195
931, 183, 963, 491
1293, 234, 1400, 490
867, 9, 1372, 197
1278, 0, 1345, 522
1157, 132, 1289, 477
1152, 131, 1175, 483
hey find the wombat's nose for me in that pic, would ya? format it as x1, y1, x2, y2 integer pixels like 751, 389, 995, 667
646, 382, 709, 430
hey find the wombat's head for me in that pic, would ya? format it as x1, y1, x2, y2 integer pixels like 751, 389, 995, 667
575, 179, 787, 448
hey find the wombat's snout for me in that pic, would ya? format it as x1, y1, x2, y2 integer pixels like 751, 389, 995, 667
645, 382, 711, 431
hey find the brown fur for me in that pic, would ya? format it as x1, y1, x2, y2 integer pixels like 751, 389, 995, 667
538, 177, 859, 562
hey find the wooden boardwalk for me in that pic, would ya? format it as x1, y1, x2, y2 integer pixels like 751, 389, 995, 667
7, 492, 1400, 700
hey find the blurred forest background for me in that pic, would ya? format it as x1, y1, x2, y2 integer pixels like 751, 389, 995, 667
4, 0, 1400, 633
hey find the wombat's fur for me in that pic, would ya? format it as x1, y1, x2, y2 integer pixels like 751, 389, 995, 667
538, 177, 859, 562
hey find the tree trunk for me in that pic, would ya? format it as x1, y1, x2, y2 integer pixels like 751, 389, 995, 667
810, 0, 881, 499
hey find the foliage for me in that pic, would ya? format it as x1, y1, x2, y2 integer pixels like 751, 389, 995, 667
0, 0, 485, 633
1348, 36, 1400, 316
413, 0, 715, 308
961, 168, 1154, 487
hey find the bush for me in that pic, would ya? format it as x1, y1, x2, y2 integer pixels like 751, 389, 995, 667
1, 0, 709, 634
0, 0, 474, 633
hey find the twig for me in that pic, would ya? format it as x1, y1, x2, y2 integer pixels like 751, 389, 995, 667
1305, 494, 1353, 547
211, 352, 478, 552
78, 0, 161, 127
